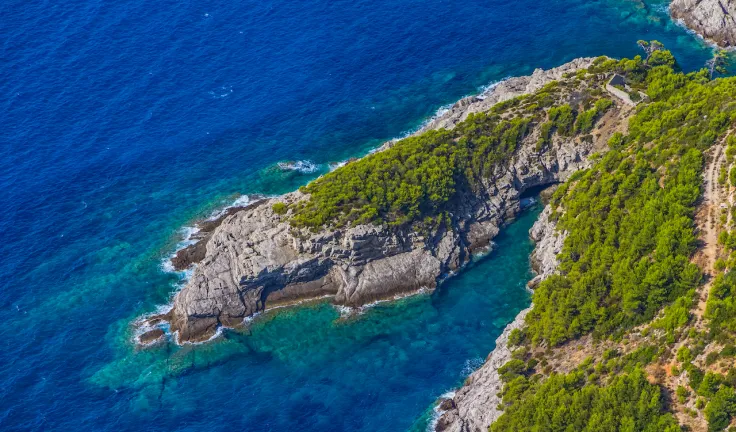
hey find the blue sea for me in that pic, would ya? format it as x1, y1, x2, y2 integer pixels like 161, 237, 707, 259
0, 0, 717, 430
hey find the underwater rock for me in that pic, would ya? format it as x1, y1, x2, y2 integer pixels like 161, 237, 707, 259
138, 328, 165, 345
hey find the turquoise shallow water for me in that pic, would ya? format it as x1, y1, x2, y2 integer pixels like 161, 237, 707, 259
0, 0, 722, 429
93, 207, 539, 431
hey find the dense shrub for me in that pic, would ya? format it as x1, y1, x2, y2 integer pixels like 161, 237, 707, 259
271, 202, 287, 215
493, 369, 679, 432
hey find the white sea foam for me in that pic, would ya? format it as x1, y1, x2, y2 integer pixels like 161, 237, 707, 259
160, 225, 201, 274
174, 326, 224, 346
230, 194, 251, 207
208, 85, 233, 99
144, 72, 516, 346
334, 287, 430, 317
427, 390, 458, 432
438, 270, 457, 283
651, 3, 669, 14
146, 193, 265, 346
334, 304, 356, 318
425, 359, 483, 430
204, 194, 254, 221
277, 160, 320, 174
160, 194, 260, 275
673, 18, 725, 50
359, 77, 512, 158
418, 102, 454, 129
132, 303, 175, 345
461, 357, 485, 375
471, 242, 496, 260
397, 76, 510, 145
328, 160, 348, 171
362, 287, 429, 308
242, 311, 262, 324
476, 77, 508, 99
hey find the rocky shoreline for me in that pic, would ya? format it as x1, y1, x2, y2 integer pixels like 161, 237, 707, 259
169, 199, 265, 272
670, 0, 736, 47
137, 57, 618, 348
433, 205, 564, 432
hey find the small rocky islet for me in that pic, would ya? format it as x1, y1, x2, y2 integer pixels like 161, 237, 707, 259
139, 3, 736, 431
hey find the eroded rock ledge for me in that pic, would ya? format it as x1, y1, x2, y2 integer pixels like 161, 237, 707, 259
139, 58, 623, 345
670, 0, 736, 47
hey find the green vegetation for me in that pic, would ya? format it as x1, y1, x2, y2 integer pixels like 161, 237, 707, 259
493, 368, 679, 432
707, 271, 736, 336
285, 75, 612, 230
267, 45, 736, 431
677, 385, 690, 403
707, 49, 731, 80
537, 121, 553, 151
675, 335, 736, 432
271, 202, 288, 215
549, 104, 576, 136
726, 135, 736, 163
525, 54, 736, 347
574, 98, 613, 134
492, 47, 736, 431
706, 386, 736, 432
289, 116, 529, 228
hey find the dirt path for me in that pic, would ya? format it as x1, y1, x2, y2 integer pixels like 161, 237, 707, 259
694, 143, 726, 322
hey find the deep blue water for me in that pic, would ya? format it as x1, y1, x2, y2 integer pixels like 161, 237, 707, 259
0, 0, 717, 430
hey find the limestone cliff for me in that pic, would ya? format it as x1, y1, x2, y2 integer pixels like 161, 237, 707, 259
671, 0, 736, 47
139, 58, 628, 345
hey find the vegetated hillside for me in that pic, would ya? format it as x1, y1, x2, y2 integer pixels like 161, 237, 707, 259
492, 49, 736, 432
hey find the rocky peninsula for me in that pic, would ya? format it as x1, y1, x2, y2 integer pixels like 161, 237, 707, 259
128, 34, 736, 430
138, 57, 632, 345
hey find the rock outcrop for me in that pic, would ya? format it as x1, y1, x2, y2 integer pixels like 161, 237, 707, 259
170, 201, 262, 271
141, 58, 627, 345
434, 207, 563, 432
670, 0, 736, 47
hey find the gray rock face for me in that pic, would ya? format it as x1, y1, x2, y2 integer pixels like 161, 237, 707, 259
527, 206, 566, 289
671, 0, 736, 47
149, 58, 605, 344
434, 205, 565, 432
